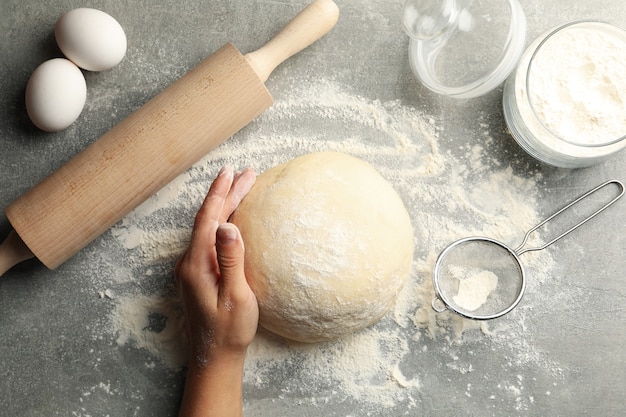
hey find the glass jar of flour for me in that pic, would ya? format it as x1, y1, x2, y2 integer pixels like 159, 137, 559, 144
503, 21, 626, 168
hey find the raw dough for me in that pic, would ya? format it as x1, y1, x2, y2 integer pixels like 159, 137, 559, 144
230, 152, 414, 342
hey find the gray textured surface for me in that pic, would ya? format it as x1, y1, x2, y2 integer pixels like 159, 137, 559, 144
1, 1, 625, 416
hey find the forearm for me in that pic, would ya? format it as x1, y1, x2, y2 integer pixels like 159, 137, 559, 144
178, 353, 247, 417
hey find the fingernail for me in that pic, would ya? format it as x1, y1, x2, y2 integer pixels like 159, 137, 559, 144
217, 223, 238, 244
218, 165, 233, 177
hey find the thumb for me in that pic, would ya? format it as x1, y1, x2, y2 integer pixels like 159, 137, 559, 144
216, 223, 248, 296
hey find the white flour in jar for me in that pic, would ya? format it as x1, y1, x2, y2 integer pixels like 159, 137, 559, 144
528, 25, 626, 145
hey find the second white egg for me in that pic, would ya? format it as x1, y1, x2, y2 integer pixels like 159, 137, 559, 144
55, 8, 127, 72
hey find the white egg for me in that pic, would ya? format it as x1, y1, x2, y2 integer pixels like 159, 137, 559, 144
55, 8, 127, 72
25, 58, 87, 132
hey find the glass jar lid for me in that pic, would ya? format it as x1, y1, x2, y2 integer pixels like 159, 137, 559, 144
402, 0, 527, 98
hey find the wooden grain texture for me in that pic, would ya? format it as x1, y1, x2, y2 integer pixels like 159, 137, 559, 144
6, 44, 272, 269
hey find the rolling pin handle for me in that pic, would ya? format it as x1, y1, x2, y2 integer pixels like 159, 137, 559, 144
0, 230, 35, 277
245, 0, 339, 82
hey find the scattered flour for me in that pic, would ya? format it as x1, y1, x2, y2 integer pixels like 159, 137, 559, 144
110, 294, 187, 370
98, 79, 561, 413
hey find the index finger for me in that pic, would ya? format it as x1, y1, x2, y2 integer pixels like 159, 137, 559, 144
219, 167, 256, 224
188, 166, 235, 263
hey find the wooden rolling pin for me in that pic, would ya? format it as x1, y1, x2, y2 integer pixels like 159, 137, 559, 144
0, 0, 339, 276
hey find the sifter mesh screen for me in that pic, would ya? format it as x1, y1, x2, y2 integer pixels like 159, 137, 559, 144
433, 237, 525, 319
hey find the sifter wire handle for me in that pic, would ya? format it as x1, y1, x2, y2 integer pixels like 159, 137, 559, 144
515, 180, 624, 256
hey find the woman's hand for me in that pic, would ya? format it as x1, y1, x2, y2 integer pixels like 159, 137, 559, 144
175, 166, 258, 417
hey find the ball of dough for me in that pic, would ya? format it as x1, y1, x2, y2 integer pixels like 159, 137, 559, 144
230, 152, 414, 342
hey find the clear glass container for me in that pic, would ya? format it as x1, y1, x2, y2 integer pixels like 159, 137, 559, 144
403, 0, 527, 98
503, 21, 626, 168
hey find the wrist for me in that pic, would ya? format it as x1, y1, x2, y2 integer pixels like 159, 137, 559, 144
187, 345, 248, 374
179, 348, 247, 417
